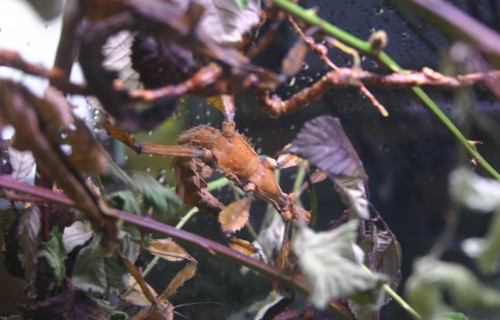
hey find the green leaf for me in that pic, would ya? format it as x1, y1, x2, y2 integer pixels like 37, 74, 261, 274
17, 205, 41, 299
406, 257, 500, 319
72, 231, 140, 295
292, 220, 382, 308
440, 312, 468, 320
450, 167, 500, 212
71, 234, 107, 294
62, 221, 93, 253
232, 0, 249, 9
39, 228, 68, 285
109, 190, 141, 215
131, 173, 181, 214
450, 168, 500, 274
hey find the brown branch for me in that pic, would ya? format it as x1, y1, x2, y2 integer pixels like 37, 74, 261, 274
257, 67, 500, 117
0, 49, 86, 94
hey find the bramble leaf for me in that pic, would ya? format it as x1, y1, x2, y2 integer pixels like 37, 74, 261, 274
63, 221, 93, 253
284, 116, 370, 218
292, 220, 382, 308
72, 231, 140, 295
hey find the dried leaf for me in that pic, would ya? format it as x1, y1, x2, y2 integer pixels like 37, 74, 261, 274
124, 276, 158, 307
160, 260, 197, 300
144, 239, 191, 262
63, 221, 94, 253
285, 116, 369, 218
218, 197, 251, 233
292, 220, 381, 308
276, 151, 303, 169
8, 146, 35, 181
125, 291, 154, 307
227, 237, 258, 255
18, 205, 41, 299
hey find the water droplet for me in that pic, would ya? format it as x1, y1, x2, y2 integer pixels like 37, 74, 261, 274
401, 32, 409, 40
59, 130, 68, 140
145, 166, 151, 172
286, 77, 296, 87
375, 7, 384, 15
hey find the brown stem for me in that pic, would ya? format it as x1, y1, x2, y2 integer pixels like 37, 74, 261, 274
0, 49, 86, 95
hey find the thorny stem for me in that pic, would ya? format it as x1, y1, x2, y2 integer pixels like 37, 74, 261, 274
0, 175, 354, 320
271, 0, 500, 180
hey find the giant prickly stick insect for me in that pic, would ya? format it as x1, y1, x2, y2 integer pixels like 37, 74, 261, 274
104, 121, 310, 230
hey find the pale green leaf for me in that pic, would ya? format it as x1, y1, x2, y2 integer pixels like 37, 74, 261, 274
63, 221, 93, 253
450, 168, 500, 212
292, 220, 381, 308
9, 146, 35, 182
440, 312, 468, 320
406, 257, 500, 319
335, 176, 370, 219
450, 168, 500, 274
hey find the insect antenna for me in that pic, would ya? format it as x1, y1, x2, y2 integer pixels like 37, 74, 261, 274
172, 301, 227, 320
